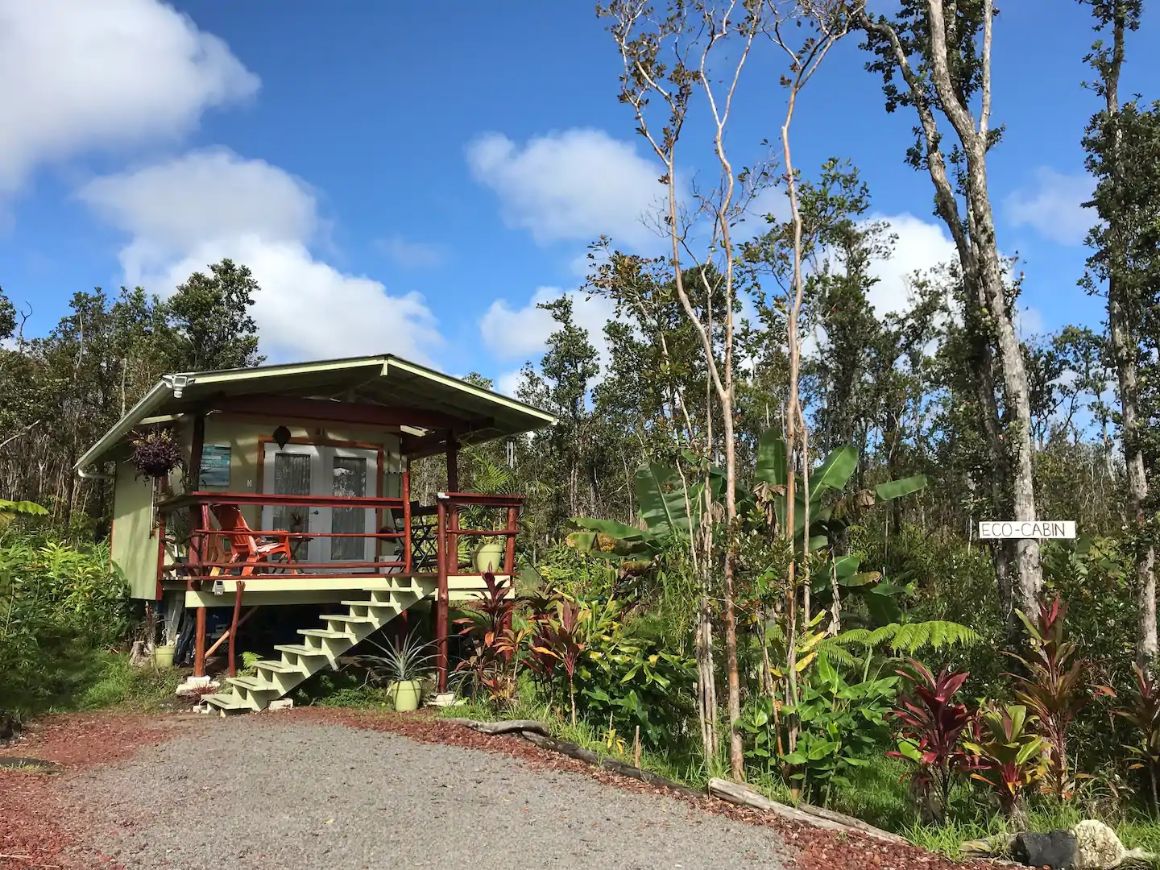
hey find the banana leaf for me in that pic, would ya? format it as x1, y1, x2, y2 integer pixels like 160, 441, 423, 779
873, 474, 928, 502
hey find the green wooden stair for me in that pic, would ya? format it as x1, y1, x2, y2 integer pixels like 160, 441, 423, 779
202, 577, 431, 713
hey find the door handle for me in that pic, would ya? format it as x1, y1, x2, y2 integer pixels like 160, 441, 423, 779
311, 510, 320, 515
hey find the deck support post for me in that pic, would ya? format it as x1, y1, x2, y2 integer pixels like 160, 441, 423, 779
435, 497, 449, 693
227, 581, 245, 678
188, 412, 205, 489
445, 434, 459, 492
193, 605, 207, 677
186, 413, 207, 581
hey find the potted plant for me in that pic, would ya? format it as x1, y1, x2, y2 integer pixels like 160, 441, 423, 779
152, 603, 182, 668
460, 455, 514, 574
358, 630, 434, 712
130, 428, 183, 480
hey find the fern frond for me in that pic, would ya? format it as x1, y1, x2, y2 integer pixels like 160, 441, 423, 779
815, 638, 858, 667
831, 620, 979, 654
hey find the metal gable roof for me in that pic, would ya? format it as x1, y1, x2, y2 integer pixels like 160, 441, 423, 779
75, 354, 555, 473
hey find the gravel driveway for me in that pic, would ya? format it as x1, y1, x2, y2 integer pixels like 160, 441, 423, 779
62, 717, 790, 869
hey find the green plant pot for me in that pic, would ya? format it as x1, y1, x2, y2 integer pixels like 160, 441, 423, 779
153, 643, 176, 669
473, 540, 505, 574
388, 679, 423, 712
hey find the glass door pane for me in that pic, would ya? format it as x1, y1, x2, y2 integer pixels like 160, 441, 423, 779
271, 452, 312, 562
330, 456, 368, 561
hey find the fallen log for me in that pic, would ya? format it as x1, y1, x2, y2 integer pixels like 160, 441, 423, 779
793, 801, 909, 845
444, 718, 549, 736
520, 731, 703, 799
708, 778, 906, 845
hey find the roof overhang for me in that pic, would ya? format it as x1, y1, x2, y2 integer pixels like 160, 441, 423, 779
75, 354, 555, 473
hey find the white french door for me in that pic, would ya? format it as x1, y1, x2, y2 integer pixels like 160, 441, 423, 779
261, 443, 379, 569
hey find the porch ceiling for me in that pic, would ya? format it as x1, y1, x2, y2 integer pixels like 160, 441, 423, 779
76, 354, 555, 472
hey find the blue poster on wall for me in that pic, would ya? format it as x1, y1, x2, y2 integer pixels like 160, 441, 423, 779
200, 445, 231, 487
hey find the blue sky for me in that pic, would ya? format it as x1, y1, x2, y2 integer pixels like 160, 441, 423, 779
2, 1, 1157, 394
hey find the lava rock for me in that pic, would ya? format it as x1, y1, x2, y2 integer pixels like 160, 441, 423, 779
1012, 830, 1080, 869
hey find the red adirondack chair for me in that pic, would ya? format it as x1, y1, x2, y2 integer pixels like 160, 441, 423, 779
208, 504, 299, 576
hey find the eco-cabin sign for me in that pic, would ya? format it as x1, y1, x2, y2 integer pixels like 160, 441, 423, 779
978, 521, 1076, 539
199, 445, 231, 487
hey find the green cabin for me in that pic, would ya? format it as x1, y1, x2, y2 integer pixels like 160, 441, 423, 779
75, 354, 555, 712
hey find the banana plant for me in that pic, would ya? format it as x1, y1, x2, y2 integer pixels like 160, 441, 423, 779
751, 429, 927, 549
568, 431, 925, 624
568, 460, 722, 561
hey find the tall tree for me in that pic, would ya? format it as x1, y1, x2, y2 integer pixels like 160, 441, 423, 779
166, 259, 264, 371
604, 0, 772, 777
1081, 0, 1160, 663
516, 296, 602, 535
858, 0, 1045, 619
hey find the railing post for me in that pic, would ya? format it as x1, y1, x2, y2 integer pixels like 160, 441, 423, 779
449, 503, 460, 574
402, 465, 412, 575
435, 497, 449, 693
504, 505, 518, 576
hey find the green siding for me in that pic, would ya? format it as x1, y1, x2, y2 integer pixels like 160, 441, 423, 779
111, 461, 158, 600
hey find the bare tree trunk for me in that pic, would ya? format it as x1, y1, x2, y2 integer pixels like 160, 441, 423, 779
1099, 6, 1156, 663
860, 0, 1043, 617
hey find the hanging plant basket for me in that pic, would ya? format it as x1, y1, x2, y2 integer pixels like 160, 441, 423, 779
130, 429, 183, 479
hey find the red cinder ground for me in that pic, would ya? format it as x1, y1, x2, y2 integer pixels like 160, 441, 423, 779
1, 709, 991, 870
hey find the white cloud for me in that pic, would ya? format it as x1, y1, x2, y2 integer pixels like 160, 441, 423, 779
0, 0, 257, 194
865, 212, 959, 315
1017, 304, 1045, 339
480, 286, 617, 368
378, 235, 447, 269
466, 129, 664, 249
735, 186, 790, 242
80, 149, 316, 278
1004, 168, 1093, 246
496, 368, 526, 399
78, 149, 442, 364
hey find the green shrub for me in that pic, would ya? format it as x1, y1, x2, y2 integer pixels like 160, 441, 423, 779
741, 652, 898, 804
0, 533, 131, 717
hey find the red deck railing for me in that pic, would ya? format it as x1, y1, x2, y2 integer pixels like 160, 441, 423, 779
157, 491, 413, 584
158, 489, 525, 684
155, 489, 524, 588
433, 491, 524, 692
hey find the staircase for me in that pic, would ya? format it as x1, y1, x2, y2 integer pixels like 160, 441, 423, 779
202, 576, 432, 714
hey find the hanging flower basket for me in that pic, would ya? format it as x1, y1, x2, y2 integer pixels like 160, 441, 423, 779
130, 429, 183, 479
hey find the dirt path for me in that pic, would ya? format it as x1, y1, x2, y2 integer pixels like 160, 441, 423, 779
2, 711, 979, 870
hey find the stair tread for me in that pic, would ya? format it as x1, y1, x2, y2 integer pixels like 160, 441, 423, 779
323, 614, 375, 623
255, 659, 298, 673
341, 599, 400, 608
298, 628, 348, 639
227, 676, 280, 692
274, 643, 331, 657
203, 692, 247, 709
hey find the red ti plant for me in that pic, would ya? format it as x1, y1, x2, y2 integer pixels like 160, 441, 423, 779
1009, 595, 1088, 800
531, 598, 587, 726
888, 659, 975, 823
963, 703, 1047, 817
1107, 664, 1160, 810
454, 571, 520, 704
